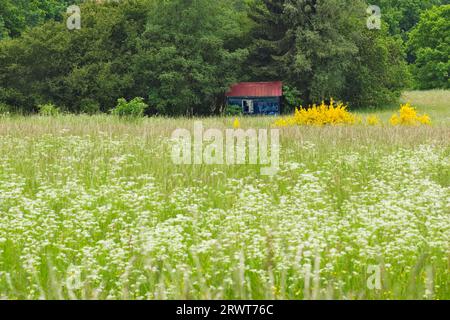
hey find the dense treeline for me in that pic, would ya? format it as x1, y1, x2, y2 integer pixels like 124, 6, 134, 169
0, 0, 78, 39
0, 0, 448, 115
408, 5, 450, 89
247, 0, 410, 108
375, 0, 447, 38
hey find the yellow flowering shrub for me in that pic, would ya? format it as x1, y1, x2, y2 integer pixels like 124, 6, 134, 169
274, 101, 432, 128
390, 103, 431, 126
274, 99, 358, 127
233, 118, 241, 129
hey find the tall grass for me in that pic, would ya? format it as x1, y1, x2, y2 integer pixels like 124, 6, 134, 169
0, 92, 448, 300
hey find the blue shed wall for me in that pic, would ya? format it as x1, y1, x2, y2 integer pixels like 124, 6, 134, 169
227, 97, 281, 115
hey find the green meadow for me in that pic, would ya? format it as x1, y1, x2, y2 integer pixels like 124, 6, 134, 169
0, 91, 448, 299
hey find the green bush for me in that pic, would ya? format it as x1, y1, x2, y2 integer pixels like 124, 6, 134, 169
282, 85, 302, 113
0, 103, 12, 115
80, 99, 101, 115
111, 97, 148, 118
225, 104, 243, 116
37, 103, 60, 116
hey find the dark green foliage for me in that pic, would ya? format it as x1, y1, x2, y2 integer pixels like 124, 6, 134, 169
343, 28, 412, 108
246, 0, 287, 81
80, 98, 101, 115
0, 0, 249, 115
0, 102, 12, 114
0, 1, 148, 113
225, 105, 243, 116
134, 0, 248, 116
248, 0, 410, 108
374, 0, 446, 38
0, 0, 78, 39
282, 85, 302, 112
408, 5, 450, 89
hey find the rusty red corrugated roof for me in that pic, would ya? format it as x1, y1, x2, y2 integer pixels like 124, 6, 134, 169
226, 81, 283, 97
